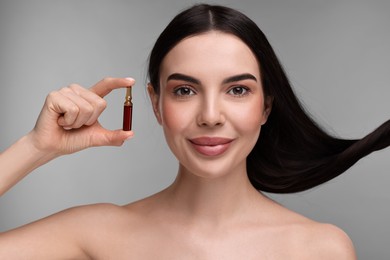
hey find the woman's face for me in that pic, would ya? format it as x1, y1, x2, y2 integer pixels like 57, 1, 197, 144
149, 31, 271, 178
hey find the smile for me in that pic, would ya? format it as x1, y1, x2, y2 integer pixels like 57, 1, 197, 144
188, 137, 234, 156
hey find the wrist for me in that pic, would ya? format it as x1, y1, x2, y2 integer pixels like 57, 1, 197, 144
0, 133, 59, 196
23, 131, 61, 165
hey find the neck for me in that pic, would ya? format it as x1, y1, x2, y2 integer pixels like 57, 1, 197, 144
162, 163, 266, 225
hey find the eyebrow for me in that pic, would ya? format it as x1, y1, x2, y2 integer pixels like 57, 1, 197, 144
222, 73, 257, 84
167, 73, 200, 84
166, 73, 257, 84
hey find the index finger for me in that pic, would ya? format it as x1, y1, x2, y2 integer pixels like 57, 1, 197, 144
89, 77, 135, 97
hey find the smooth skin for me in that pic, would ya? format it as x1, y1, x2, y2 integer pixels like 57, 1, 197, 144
0, 32, 356, 259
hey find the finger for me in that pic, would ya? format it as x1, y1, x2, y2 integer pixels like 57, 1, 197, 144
46, 91, 80, 128
90, 77, 135, 98
102, 129, 135, 147
68, 84, 107, 126
90, 125, 135, 147
59, 88, 94, 129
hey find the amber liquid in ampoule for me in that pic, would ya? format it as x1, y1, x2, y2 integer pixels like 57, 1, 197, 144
123, 86, 133, 131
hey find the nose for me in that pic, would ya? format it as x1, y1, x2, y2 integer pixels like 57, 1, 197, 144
196, 94, 225, 127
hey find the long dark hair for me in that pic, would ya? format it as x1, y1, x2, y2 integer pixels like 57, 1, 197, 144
148, 4, 390, 193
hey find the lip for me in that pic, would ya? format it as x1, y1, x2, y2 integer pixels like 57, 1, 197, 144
189, 137, 234, 156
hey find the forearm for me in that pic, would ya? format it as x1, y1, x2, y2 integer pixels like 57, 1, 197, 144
0, 133, 58, 196
0, 78, 134, 196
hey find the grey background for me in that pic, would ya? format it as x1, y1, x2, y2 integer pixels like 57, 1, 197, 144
0, 0, 389, 258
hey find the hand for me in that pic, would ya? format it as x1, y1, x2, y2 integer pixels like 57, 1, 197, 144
28, 77, 135, 156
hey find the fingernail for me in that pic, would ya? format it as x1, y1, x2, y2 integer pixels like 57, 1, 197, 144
125, 77, 135, 82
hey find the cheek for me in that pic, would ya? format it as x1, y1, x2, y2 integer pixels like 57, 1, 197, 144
231, 98, 264, 133
161, 100, 194, 134
231, 99, 264, 155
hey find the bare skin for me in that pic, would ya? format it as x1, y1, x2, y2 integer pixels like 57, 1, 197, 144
0, 190, 355, 259
0, 32, 356, 259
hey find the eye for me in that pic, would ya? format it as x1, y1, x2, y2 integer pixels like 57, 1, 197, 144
227, 86, 250, 97
173, 86, 196, 97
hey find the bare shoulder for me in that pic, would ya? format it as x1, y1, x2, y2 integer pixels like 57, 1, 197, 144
60, 202, 142, 237
259, 199, 356, 259
47, 202, 145, 258
63, 202, 132, 220
34, 202, 134, 229
285, 219, 357, 259
0, 203, 131, 259
304, 222, 356, 259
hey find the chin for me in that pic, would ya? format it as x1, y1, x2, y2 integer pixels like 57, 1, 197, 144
179, 160, 245, 180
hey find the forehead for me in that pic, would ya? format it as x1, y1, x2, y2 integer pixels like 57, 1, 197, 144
160, 31, 260, 80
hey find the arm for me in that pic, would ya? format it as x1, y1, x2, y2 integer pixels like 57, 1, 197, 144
0, 133, 56, 196
0, 206, 91, 259
0, 77, 135, 258
0, 77, 134, 196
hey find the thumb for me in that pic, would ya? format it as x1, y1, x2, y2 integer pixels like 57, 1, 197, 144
93, 129, 134, 147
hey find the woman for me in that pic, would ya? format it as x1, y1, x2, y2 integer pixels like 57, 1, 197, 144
0, 4, 388, 259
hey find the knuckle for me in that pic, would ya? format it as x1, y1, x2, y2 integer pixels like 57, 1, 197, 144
68, 83, 82, 92
98, 98, 107, 109
47, 90, 59, 100
96, 98, 107, 109
60, 86, 73, 94
84, 120, 96, 126
85, 104, 94, 115
68, 83, 79, 88
68, 104, 80, 114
